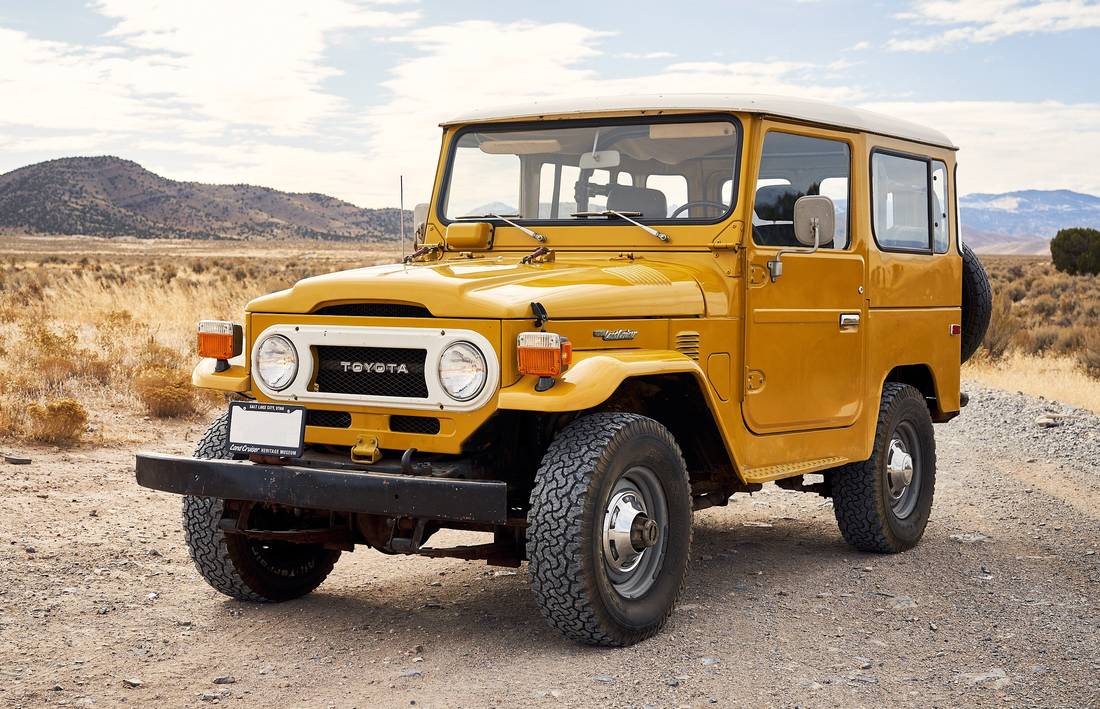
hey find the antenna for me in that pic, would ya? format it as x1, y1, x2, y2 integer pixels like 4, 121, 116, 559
399, 175, 406, 260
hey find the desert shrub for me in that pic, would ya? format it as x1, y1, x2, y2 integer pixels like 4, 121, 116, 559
1030, 294, 1058, 317
134, 366, 197, 417
25, 398, 88, 444
1051, 227, 1100, 275
1024, 325, 1059, 354
983, 293, 1018, 359
1005, 283, 1027, 302
1080, 330, 1100, 379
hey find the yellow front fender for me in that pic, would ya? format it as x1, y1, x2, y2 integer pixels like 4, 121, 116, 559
498, 350, 710, 412
192, 357, 250, 392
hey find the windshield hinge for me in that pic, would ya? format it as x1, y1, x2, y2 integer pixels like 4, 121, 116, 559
403, 243, 442, 264
521, 246, 554, 265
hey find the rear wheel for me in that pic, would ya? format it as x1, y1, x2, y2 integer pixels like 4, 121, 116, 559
182, 412, 340, 602
832, 384, 936, 553
526, 413, 692, 646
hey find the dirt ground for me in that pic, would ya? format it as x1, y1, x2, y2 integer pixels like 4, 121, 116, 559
2, 386, 1099, 709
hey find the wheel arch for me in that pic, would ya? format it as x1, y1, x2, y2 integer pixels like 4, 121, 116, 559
882, 363, 951, 422
497, 351, 744, 494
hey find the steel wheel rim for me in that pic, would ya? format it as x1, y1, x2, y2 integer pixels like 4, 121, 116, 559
886, 421, 920, 519
601, 465, 668, 599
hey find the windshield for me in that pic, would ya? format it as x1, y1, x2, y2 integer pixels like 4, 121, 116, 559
441, 116, 740, 223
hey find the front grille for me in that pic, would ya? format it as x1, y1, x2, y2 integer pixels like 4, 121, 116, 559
390, 415, 441, 435
306, 409, 352, 428
313, 345, 429, 398
313, 302, 432, 318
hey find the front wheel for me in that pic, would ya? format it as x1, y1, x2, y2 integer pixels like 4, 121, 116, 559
832, 383, 937, 553
182, 412, 340, 602
526, 413, 692, 646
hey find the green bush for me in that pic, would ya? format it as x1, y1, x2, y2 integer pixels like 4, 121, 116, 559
1050, 227, 1100, 275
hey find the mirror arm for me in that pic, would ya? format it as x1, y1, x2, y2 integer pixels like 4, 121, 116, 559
767, 217, 820, 282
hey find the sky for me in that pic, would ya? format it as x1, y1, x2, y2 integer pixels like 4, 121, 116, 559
1, 0, 1098, 208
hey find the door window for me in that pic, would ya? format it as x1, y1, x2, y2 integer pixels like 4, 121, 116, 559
752, 132, 851, 249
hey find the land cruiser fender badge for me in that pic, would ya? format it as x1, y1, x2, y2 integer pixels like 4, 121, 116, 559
593, 329, 638, 342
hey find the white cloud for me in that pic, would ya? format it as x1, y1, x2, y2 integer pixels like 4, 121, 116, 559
861, 100, 1100, 195
889, 0, 1100, 51
618, 51, 676, 60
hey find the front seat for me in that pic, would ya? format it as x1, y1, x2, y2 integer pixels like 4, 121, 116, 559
606, 185, 668, 218
752, 185, 801, 246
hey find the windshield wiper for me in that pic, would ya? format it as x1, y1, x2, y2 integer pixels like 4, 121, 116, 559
457, 213, 546, 242
570, 209, 670, 242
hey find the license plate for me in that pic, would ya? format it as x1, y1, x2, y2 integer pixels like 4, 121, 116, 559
226, 402, 306, 458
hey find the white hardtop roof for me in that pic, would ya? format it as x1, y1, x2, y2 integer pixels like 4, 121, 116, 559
442, 93, 956, 150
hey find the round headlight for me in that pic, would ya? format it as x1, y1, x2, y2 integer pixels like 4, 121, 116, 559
255, 334, 298, 391
438, 342, 487, 401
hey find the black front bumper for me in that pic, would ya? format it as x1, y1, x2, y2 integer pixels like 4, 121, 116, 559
135, 453, 509, 524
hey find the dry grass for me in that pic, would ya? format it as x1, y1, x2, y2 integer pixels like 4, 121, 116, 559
981, 255, 1100, 360
0, 235, 395, 445
964, 352, 1100, 415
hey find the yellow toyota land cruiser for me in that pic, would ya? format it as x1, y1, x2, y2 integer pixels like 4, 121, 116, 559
136, 94, 992, 647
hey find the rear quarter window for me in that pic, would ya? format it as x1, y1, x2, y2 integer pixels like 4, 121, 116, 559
872, 152, 930, 252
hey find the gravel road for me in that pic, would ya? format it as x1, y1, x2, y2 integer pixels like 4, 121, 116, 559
2, 383, 1098, 708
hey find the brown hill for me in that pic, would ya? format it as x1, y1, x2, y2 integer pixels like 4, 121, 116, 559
0, 156, 406, 241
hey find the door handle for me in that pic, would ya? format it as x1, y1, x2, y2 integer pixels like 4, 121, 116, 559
839, 313, 861, 331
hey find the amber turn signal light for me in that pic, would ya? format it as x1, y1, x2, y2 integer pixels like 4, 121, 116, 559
517, 332, 572, 378
197, 320, 244, 360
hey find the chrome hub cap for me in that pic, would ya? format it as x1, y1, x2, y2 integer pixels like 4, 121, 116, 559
601, 466, 669, 599
603, 491, 651, 573
885, 423, 921, 519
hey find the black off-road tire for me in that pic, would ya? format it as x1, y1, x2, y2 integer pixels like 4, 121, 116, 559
182, 411, 340, 602
961, 242, 992, 363
526, 413, 692, 646
832, 384, 936, 553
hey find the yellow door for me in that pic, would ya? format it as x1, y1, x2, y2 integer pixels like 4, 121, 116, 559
740, 126, 866, 434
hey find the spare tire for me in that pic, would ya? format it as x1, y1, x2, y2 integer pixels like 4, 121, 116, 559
960, 243, 992, 363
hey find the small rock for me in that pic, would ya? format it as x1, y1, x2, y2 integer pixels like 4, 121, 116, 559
741, 521, 773, 528
665, 677, 680, 687
492, 570, 517, 577
89, 510, 98, 517
399, 669, 422, 679
851, 674, 878, 684
212, 676, 235, 685
51, 684, 64, 692
4, 455, 32, 465
122, 678, 143, 688
24, 546, 36, 554
1025, 458, 1037, 464
1086, 550, 1096, 556
199, 692, 220, 702
929, 622, 938, 631
700, 657, 720, 666
962, 668, 1011, 689
890, 595, 917, 610
950, 532, 989, 544
146, 592, 159, 601
856, 657, 873, 670
592, 675, 617, 684
860, 566, 873, 572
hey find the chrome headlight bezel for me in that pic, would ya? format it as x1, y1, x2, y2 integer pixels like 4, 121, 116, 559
254, 334, 299, 392
437, 341, 487, 402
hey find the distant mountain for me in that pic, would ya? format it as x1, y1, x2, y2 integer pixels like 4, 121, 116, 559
0, 156, 407, 241
961, 189, 1100, 254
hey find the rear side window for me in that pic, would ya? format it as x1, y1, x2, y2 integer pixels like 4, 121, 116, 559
872, 152, 930, 251
931, 161, 949, 253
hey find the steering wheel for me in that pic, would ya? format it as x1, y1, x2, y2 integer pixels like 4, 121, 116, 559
669, 201, 727, 218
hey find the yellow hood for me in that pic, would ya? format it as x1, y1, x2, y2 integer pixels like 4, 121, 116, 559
247, 257, 707, 319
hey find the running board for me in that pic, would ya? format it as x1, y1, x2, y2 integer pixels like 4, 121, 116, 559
742, 456, 847, 483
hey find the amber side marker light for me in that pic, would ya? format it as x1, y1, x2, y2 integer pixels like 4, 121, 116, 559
517, 331, 572, 379
197, 320, 243, 371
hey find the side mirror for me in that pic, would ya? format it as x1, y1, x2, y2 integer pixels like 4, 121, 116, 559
767, 195, 835, 282
413, 202, 429, 245
793, 195, 836, 246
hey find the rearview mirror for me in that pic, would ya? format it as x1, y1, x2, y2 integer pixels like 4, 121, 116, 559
579, 150, 621, 170
793, 195, 836, 247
